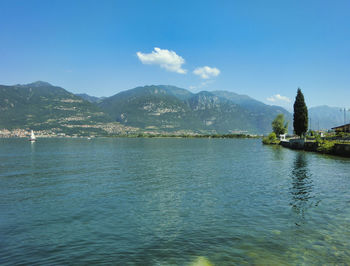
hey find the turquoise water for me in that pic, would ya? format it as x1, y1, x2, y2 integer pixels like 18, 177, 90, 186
1, 138, 350, 265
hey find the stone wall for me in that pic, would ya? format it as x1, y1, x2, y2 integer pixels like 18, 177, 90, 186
333, 144, 350, 157
279, 140, 350, 158
304, 142, 318, 152
289, 139, 305, 150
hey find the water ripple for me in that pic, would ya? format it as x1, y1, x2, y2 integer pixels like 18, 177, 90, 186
1, 138, 350, 264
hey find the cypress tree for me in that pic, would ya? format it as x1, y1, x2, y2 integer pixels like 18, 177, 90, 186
293, 88, 308, 137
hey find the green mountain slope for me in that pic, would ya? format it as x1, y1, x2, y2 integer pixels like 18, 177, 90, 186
0, 81, 115, 134
99, 85, 291, 134
187, 91, 257, 133
98, 85, 196, 131
212, 90, 293, 133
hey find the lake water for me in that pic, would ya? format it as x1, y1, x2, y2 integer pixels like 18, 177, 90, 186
1, 138, 350, 265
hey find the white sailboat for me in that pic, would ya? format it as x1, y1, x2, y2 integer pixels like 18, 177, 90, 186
29, 130, 36, 142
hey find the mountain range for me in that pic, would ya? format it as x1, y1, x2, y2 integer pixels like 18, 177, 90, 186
97, 85, 292, 134
0, 81, 123, 136
0, 81, 344, 135
308, 105, 349, 130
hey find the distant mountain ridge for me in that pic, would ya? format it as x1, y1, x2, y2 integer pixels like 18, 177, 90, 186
1, 81, 341, 135
75, 93, 106, 103
97, 85, 292, 134
0, 81, 122, 135
308, 105, 349, 130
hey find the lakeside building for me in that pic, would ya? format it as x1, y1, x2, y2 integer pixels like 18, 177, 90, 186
332, 123, 350, 133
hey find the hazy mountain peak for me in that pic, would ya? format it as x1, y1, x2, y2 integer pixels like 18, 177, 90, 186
309, 105, 349, 130
212, 90, 256, 102
76, 93, 103, 103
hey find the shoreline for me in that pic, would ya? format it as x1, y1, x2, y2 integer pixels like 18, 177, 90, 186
0, 133, 261, 139
264, 139, 350, 158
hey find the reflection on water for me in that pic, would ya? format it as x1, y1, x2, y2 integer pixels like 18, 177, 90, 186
290, 152, 314, 222
269, 145, 285, 161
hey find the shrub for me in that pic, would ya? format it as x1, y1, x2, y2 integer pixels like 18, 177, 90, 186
317, 140, 335, 154
268, 132, 277, 141
336, 132, 345, 138
262, 132, 278, 144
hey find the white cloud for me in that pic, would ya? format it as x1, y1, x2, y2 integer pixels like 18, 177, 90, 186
193, 66, 220, 79
267, 94, 291, 103
136, 47, 186, 74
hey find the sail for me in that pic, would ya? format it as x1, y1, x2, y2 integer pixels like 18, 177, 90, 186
31, 130, 36, 140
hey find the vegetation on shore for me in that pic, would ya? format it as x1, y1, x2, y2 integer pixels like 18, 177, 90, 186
263, 88, 308, 145
262, 132, 280, 145
262, 114, 288, 144
261, 88, 350, 157
111, 133, 260, 139
308, 132, 350, 154
316, 139, 336, 153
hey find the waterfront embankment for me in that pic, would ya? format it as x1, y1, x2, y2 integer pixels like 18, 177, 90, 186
280, 139, 350, 157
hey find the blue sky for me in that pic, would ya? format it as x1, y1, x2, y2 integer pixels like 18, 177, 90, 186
0, 0, 349, 110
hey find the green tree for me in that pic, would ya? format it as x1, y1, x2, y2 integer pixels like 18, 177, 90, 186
293, 88, 308, 137
272, 114, 288, 136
